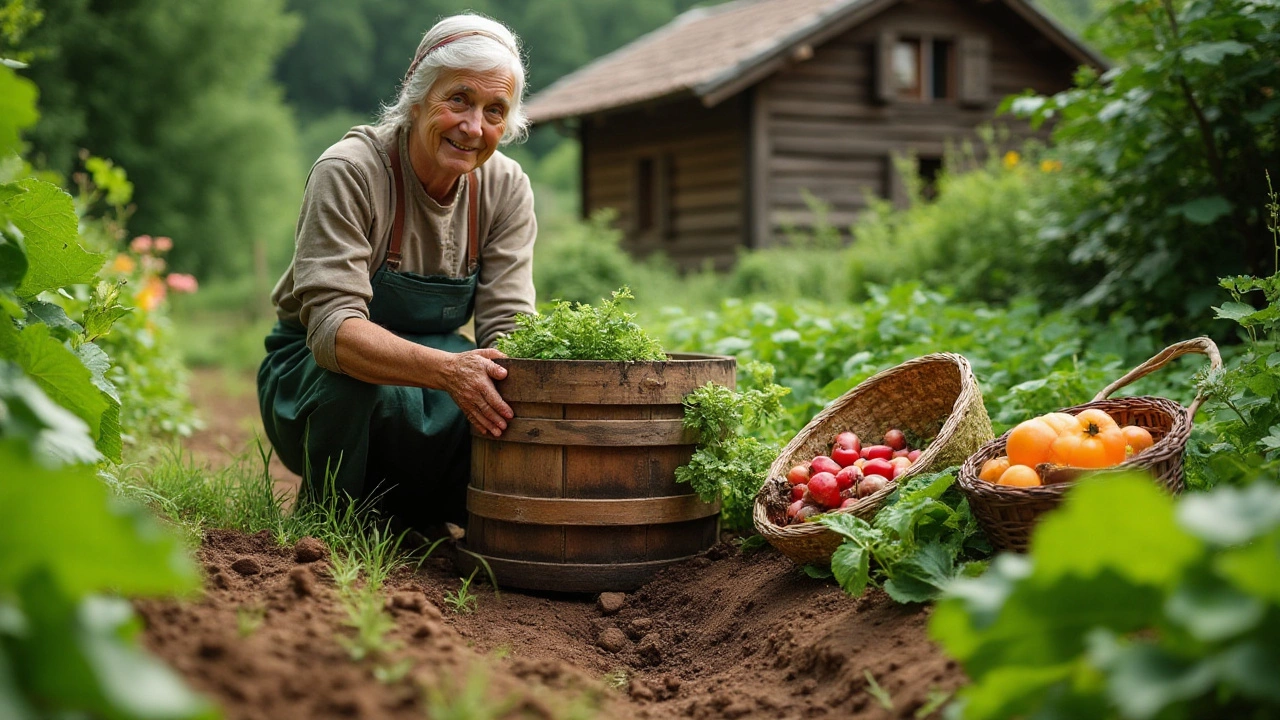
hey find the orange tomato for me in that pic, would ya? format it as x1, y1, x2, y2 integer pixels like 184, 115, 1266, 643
998, 464, 1041, 487
1049, 412, 1127, 468
1122, 425, 1154, 456
1040, 412, 1078, 435
979, 456, 1011, 483
1075, 408, 1120, 433
1007, 418, 1061, 467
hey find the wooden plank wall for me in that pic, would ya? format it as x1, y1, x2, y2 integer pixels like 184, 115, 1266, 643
757, 0, 1080, 245
582, 96, 746, 269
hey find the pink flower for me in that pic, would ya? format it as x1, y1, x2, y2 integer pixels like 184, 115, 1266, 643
130, 235, 153, 253
154, 236, 173, 252
165, 273, 199, 293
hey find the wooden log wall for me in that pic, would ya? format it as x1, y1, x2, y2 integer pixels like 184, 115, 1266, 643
755, 0, 1081, 246
582, 96, 746, 270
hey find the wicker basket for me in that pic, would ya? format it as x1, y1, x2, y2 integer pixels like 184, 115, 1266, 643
754, 353, 994, 565
957, 337, 1222, 553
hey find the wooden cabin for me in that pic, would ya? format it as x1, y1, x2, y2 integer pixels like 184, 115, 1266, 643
525, 0, 1106, 268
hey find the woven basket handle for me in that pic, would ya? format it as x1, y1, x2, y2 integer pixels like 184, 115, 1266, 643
1092, 336, 1222, 417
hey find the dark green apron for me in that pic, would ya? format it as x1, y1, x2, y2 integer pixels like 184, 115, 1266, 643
258, 137, 481, 528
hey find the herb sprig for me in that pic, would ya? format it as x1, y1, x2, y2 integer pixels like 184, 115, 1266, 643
495, 287, 666, 361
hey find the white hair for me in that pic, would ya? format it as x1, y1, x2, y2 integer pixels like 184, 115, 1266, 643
378, 14, 530, 145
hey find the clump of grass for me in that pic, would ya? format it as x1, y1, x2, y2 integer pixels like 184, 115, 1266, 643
603, 668, 629, 691
236, 603, 266, 638
443, 569, 480, 614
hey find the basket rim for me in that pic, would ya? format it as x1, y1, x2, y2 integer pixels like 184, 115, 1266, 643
756, 352, 981, 535
956, 395, 1192, 497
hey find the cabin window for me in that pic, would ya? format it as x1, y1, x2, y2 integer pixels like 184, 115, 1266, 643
635, 157, 655, 232
930, 40, 953, 100
919, 156, 944, 201
892, 39, 922, 99
891, 37, 955, 101
634, 154, 674, 238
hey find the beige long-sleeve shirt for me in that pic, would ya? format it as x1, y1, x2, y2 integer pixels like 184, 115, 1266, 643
270, 124, 537, 372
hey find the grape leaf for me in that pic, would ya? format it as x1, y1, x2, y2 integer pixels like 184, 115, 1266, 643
4, 179, 104, 298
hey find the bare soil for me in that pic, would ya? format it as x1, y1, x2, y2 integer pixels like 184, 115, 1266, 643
141, 369, 965, 719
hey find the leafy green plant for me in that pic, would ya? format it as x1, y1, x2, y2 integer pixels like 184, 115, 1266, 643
0, 62, 213, 719
1005, 0, 1280, 326
815, 469, 989, 603
931, 474, 1280, 720
675, 361, 790, 530
496, 286, 666, 361
1185, 172, 1280, 488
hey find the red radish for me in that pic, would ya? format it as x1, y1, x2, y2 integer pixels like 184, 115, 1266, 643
810, 455, 842, 476
831, 445, 860, 467
862, 445, 893, 461
884, 428, 907, 451
907, 449, 922, 462
893, 449, 910, 459
890, 456, 912, 473
787, 500, 805, 519
787, 464, 811, 485
807, 472, 842, 508
833, 431, 862, 454
834, 466, 861, 491
791, 483, 808, 502
839, 498, 859, 509
853, 458, 867, 471
796, 505, 822, 522
858, 475, 889, 498
863, 458, 894, 479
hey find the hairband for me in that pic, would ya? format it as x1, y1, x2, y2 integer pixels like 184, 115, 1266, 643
403, 30, 513, 84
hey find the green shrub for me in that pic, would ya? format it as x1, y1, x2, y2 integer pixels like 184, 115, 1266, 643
848, 143, 1057, 304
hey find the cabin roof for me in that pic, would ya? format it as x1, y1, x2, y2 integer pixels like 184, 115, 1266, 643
525, 0, 1106, 123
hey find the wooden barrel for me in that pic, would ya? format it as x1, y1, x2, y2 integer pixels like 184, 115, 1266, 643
458, 353, 736, 593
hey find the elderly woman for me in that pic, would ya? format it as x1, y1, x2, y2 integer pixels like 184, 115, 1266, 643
258, 14, 535, 529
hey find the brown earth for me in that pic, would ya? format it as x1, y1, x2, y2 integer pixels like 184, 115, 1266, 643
140, 369, 966, 719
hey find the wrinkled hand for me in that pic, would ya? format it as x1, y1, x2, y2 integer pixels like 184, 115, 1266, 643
444, 348, 512, 437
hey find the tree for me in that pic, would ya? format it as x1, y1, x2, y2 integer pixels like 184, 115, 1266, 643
13, 0, 304, 278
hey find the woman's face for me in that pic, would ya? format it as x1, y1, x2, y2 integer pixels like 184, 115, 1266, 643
409, 68, 515, 193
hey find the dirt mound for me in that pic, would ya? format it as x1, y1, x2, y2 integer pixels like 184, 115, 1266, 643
137, 528, 962, 719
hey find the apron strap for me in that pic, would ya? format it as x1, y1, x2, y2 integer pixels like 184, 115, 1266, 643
388, 139, 407, 271
467, 169, 479, 275
387, 135, 481, 275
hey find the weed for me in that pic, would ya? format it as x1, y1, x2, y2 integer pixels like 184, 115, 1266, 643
603, 667, 630, 691
236, 603, 266, 638
915, 688, 952, 718
373, 657, 414, 684
492, 644, 513, 660
422, 664, 517, 720
337, 590, 399, 661
443, 569, 479, 614
864, 669, 894, 711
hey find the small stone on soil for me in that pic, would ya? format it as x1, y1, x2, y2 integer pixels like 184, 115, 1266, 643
288, 567, 315, 597
293, 536, 326, 563
596, 627, 629, 653
230, 557, 261, 576
210, 572, 232, 589
637, 633, 663, 665
627, 617, 653, 640
598, 592, 627, 616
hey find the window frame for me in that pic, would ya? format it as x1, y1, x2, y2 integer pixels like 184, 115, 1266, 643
891, 34, 956, 103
